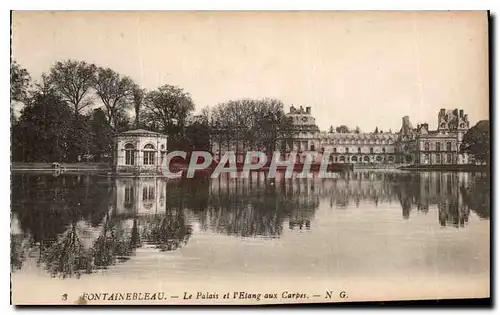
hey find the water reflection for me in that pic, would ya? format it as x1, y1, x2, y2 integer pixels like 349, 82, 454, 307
10, 171, 490, 278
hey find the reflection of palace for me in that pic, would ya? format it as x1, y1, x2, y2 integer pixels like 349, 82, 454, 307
10, 171, 489, 278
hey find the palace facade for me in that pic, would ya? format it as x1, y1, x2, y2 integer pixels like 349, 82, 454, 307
316, 108, 470, 166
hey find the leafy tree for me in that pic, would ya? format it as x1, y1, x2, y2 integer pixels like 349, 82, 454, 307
460, 120, 490, 165
12, 87, 73, 162
142, 84, 195, 149
336, 125, 350, 133
88, 108, 113, 162
94, 67, 136, 129
210, 98, 294, 156
185, 120, 211, 151
11, 60, 31, 104
132, 86, 146, 129
47, 60, 97, 116
328, 125, 334, 133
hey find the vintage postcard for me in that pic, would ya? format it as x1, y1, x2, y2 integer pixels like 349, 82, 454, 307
10, 11, 490, 305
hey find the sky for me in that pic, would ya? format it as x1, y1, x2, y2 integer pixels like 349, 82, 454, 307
11, 11, 489, 132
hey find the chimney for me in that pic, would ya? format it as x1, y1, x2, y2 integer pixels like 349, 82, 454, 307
439, 108, 446, 117
402, 116, 410, 127
306, 106, 311, 115
459, 109, 464, 117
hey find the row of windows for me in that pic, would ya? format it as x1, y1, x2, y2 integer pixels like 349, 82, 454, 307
333, 147, 389, 154
125, 150, 156, 165
332, 155, 395, 162
125, 143, 161, 150
423, 141, 453, 151
124, 186, 158, 209
325, 139, 395, 145
423, 153, 453, 163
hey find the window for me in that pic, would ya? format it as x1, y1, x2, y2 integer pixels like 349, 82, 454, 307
446, 142, 452, 151
436, 142, 441, 152
388, 156, 395, 162
143, 144, 156, 165
125, 143, 135, 165
370, 147, 374, 154
345, 147, 349, 153
351, 156, 358, 162
376, 156, 382, 162
124, 186, 135, 208
436, 153, 441, 164
364, 156, 370, 162
424, 142, 429, 151
142, 186, 155, 201
358, 147, 361, 153
446, 154, 452, 164
382, 147, 386, 153
333, 148, 337, 153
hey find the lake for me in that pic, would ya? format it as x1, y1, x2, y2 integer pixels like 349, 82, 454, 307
10, 171, 490, 304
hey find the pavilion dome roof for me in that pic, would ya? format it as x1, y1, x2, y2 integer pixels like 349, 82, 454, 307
118, 129, 166, 136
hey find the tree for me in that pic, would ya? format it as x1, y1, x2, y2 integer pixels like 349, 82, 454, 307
374, 127, 379, 134
132, 86, 146, 129
328, 125, 334, 133
210, 98, 294, 156
12, 87, 74, 162
460, 120, 490, 165
47, 60, 97, 116
355, 126, 361, 134
142, 85, 195, 149
88, 108, 113, 162
94, 67, 136, 130
11, 60, 31, 104
336, 125, 349, 133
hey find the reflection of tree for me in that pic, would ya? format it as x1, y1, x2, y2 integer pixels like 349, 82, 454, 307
92, 214, 136, 269
11, 174, 111, 247
461, 174, 490, 219
139, 210, 192, 251
11, 234, 30, 271
206, 178, 319, 237
42, 222, 94, 279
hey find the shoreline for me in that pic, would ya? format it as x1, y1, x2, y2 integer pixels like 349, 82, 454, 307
11, 162, 489, 174
397, 164, 489, 172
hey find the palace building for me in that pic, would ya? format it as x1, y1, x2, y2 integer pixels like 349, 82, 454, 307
317, 108, 471, 166
319, 130, 400, 164
409, 108, 470, 165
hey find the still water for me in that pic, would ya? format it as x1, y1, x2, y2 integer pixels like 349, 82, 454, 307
11, 171, 490, 303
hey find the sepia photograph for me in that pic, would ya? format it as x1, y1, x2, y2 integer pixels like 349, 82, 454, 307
10, 11, 490, 305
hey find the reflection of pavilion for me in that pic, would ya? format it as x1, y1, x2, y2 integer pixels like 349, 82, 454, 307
113, 178, 167, 217
111, 177, 193, 253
